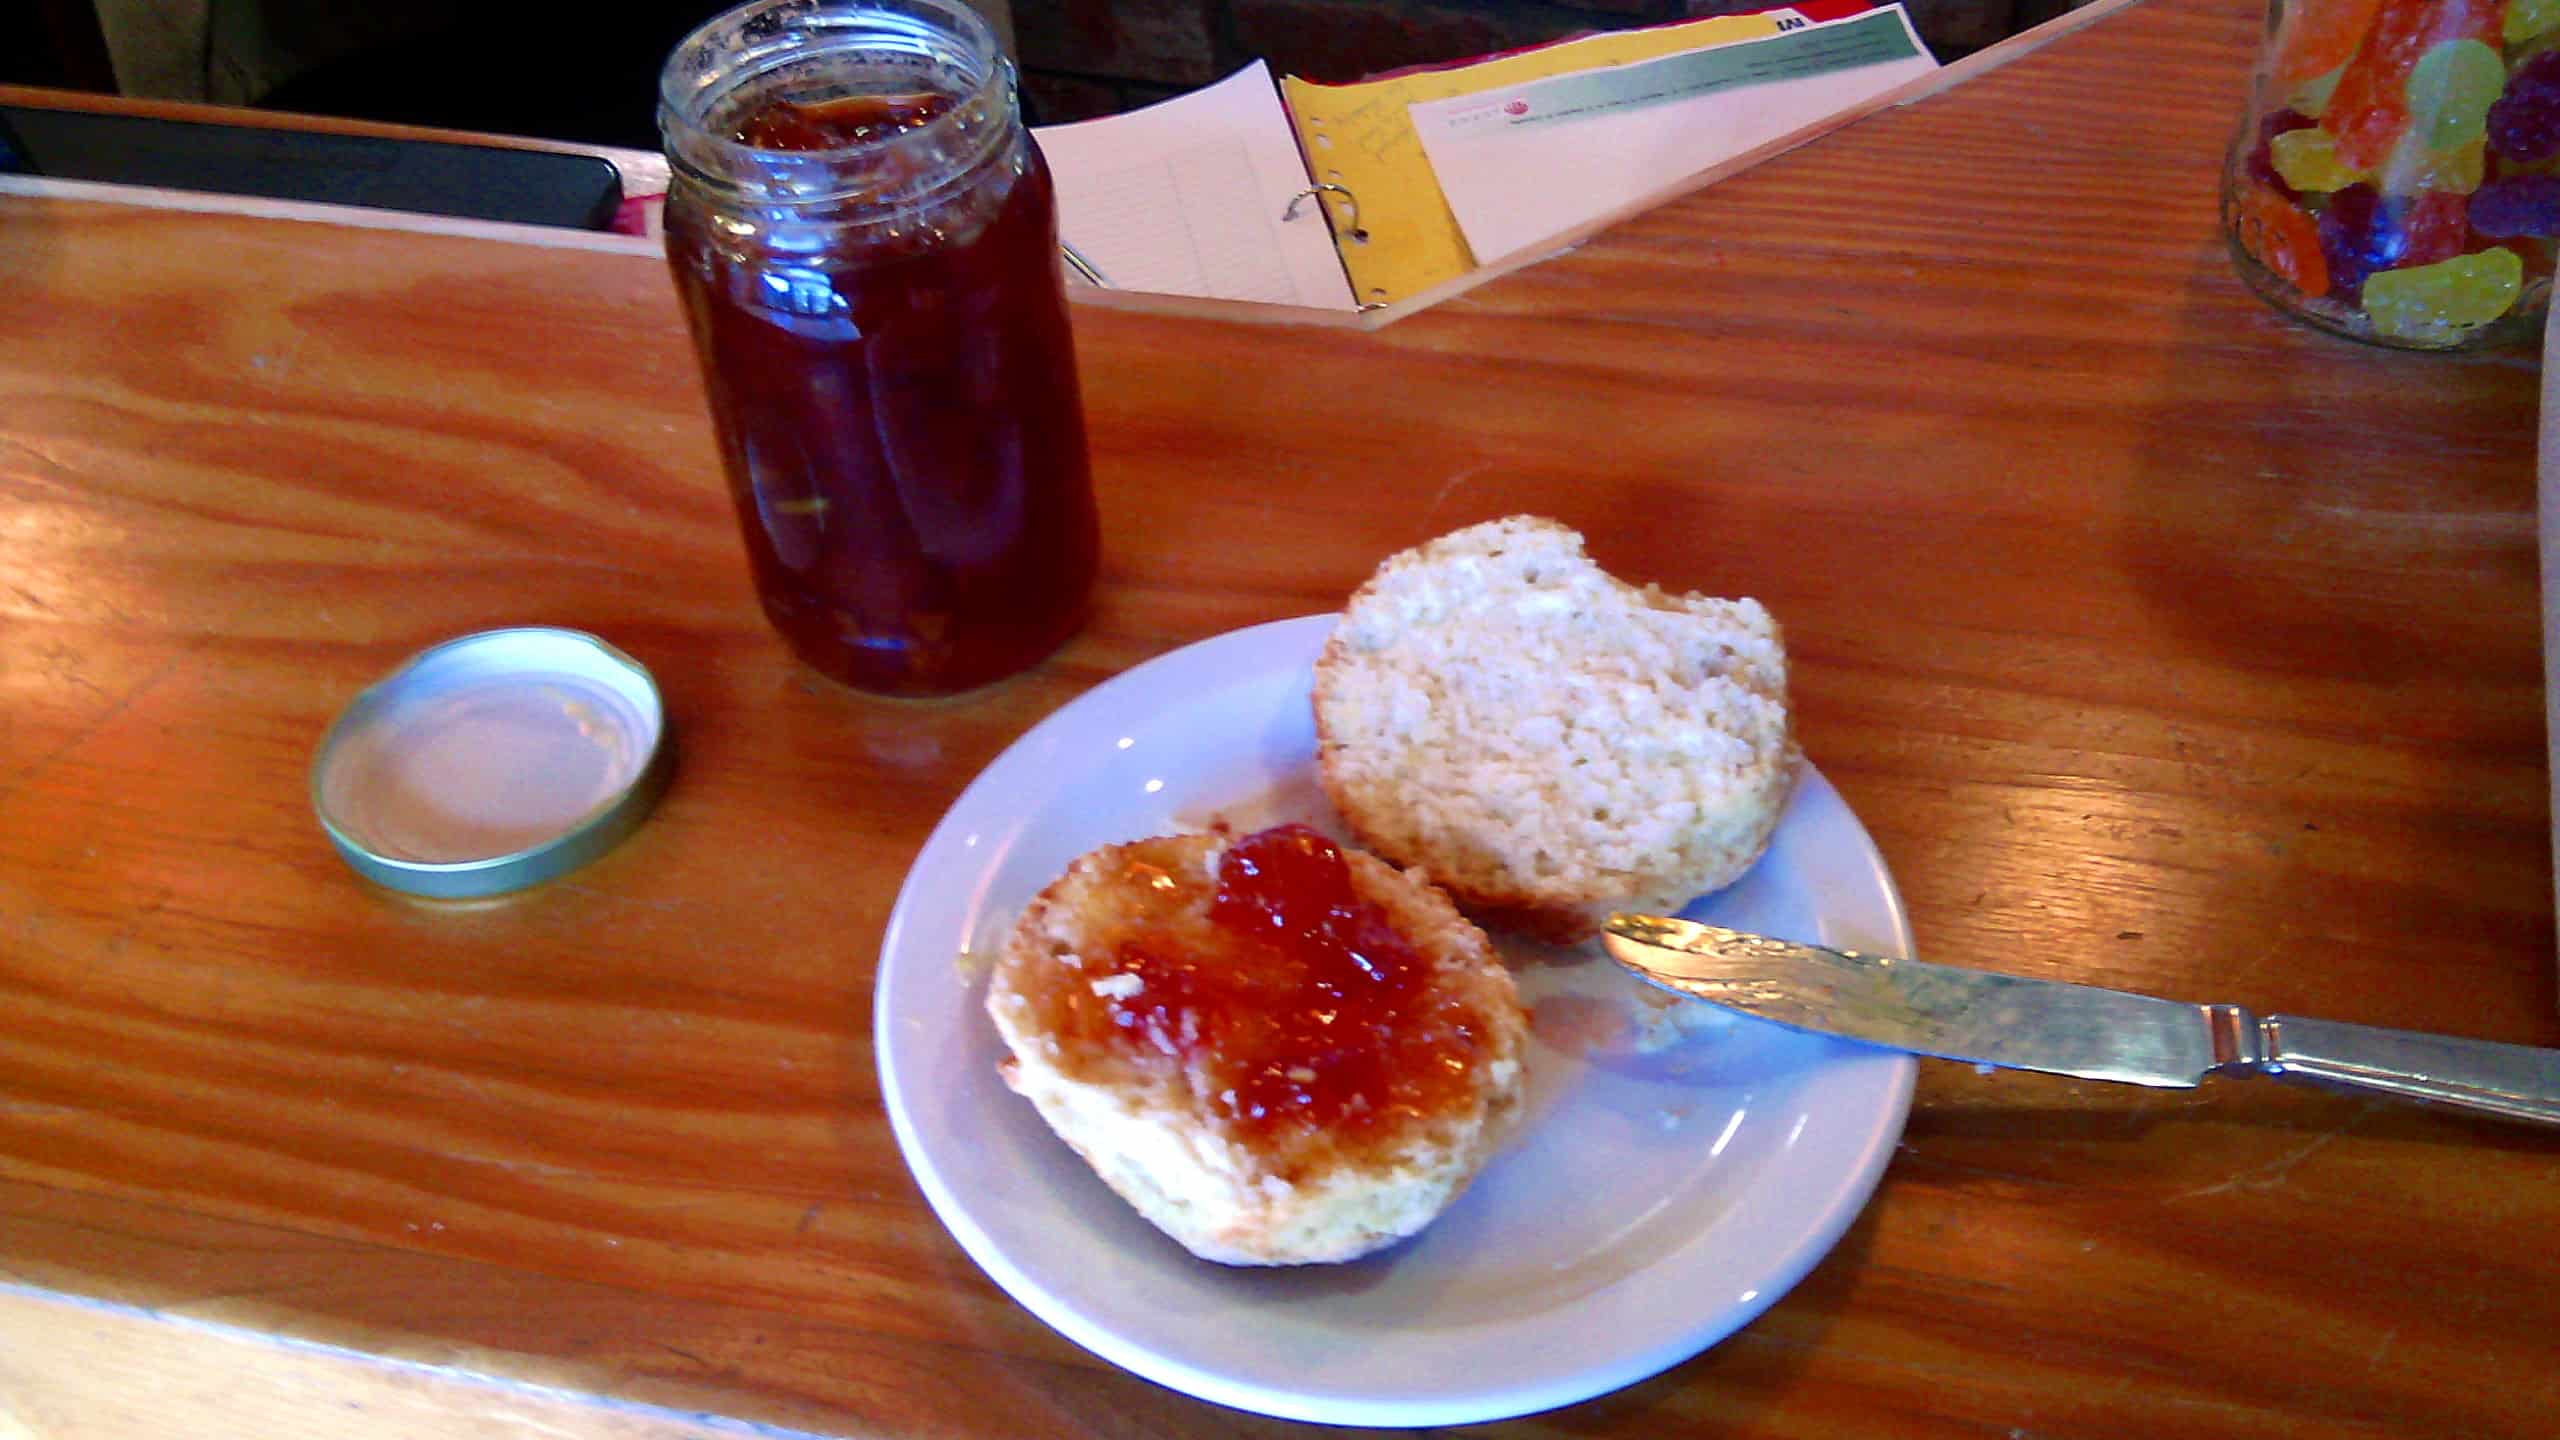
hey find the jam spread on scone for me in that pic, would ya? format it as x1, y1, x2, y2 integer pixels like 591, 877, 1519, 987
1018, 825, 1493, 1172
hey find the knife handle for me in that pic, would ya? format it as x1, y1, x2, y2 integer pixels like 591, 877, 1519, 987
2254, 1015, 2560, 1127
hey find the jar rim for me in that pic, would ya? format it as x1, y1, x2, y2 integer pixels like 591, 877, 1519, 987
658, 0, 1009, 204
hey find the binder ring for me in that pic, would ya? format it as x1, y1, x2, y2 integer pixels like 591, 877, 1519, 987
1284, 183, 1366, 243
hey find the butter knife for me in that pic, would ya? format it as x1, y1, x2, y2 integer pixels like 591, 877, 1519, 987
1602, 915, 2560, 1127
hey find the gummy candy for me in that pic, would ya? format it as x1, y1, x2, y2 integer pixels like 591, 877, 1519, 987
2407, 39, 2507, 148
2317, 185, 2468, 291
2361, 245, 2524, 337
2234, 183, 2334, 298
2294, 66, 2348, 116
2327, 0, 2507, 170
2489, 49, 2560, 159
2508, 0, 2560, 43
2468, 171, 2560, 229
2481, 145, 2554, 183
2273, 127, 2367, 188
2278, 0, 2384, 86
2248, 108, 2321, 199
2233, 0, 2549, 343
2513, 23, 2560, 67
2318, 184, 2385, 290
2515, 236, 2560, 280
2383, 132, 2486, 190
2396, 188, 2474, 262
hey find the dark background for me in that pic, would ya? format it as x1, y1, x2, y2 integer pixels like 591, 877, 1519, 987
16, 0, 2075, 145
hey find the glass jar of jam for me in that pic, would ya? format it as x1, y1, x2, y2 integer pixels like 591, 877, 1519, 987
660, 0, 1098, 696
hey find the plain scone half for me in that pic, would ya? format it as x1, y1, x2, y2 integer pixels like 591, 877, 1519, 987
1313, 516, 1800, 950
985, 827, 1528, 1266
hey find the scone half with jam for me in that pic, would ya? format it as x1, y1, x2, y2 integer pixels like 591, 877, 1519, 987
985, 824, 1527, 1266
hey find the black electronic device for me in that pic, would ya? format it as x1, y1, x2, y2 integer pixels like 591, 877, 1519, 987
0, 104, 625, 232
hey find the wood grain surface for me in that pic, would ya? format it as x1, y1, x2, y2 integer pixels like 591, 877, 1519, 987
4, 0, 2557, 1434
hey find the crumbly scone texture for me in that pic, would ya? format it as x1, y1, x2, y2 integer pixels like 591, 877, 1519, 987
984, 833, 1528, 1266
1313, 515, 1798, 946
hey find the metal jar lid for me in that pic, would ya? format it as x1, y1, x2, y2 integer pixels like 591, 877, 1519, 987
311, 627, 670, 898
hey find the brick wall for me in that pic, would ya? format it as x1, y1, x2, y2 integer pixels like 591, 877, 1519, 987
1016, 0, 2040, 123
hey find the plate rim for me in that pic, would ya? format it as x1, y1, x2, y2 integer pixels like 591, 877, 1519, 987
875, 615, 1917, 1426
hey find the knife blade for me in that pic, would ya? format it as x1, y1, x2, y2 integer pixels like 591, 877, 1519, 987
1601, 914, 2560, 1127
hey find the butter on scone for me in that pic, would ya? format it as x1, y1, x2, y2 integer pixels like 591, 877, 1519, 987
985, 825, 1526, 1266
1313, 516, 1798, 949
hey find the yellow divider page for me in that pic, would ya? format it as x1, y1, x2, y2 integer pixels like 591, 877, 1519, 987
1280, 12, 1793, 304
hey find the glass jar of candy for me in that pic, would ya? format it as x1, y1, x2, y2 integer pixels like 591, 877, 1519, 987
2223, 0, 2560, 348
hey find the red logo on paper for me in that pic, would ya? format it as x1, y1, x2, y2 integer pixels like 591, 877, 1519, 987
1503, 99, 1529, 116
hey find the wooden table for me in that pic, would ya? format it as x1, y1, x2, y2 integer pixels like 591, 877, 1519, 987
5, 0, 2557, 1433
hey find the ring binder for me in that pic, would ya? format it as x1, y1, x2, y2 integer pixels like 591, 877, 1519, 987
1283, 182, 1365, 244
1036, 1, 1898, 314
1285, 183, 1386, 310
1060, 241, 1111, 288
1272, 2, 1874, 308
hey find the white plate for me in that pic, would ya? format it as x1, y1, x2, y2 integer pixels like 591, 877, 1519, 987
875, 616, 1916, 1427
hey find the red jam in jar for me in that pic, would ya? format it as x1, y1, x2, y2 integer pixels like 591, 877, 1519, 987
660, 0, 1098, 696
